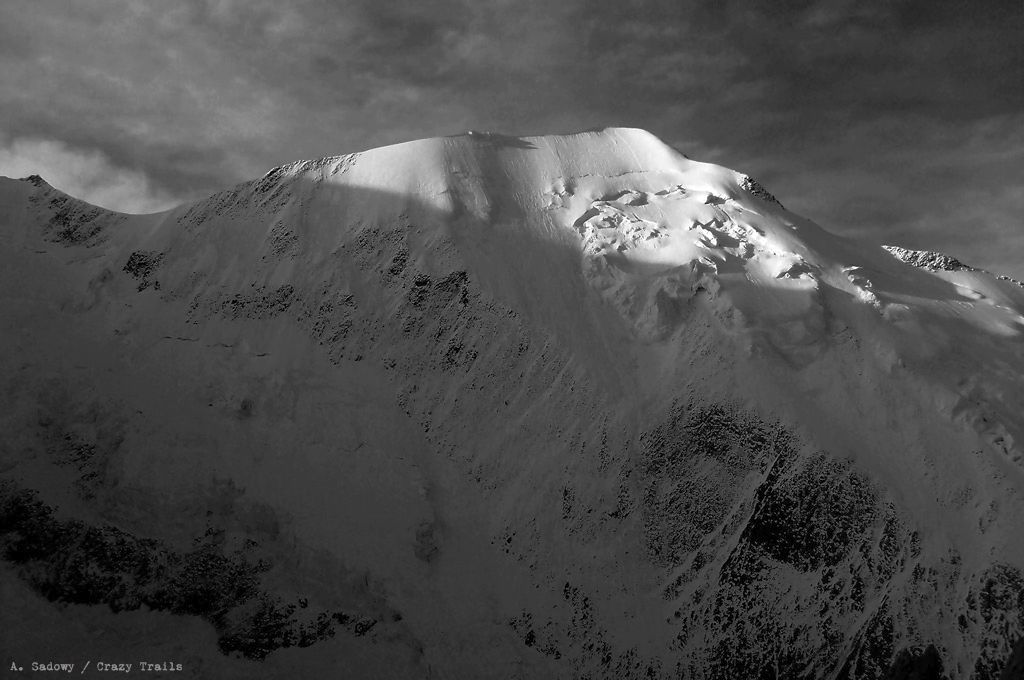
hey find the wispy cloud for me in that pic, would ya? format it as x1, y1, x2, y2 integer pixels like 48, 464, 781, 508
0, 135, 177, 213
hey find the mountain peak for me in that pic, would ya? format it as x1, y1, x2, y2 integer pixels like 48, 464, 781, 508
4, 128, 1024, 678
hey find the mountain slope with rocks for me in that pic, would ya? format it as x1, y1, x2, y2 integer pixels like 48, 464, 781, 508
2, 128, 1024, 679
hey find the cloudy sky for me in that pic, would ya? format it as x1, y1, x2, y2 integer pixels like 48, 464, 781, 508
2, 0, 1022, 275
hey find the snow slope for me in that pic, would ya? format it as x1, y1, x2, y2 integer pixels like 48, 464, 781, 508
2, 128, 1024, 679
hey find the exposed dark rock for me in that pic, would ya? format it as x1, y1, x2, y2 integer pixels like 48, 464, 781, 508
266, 220, 298, 258
20, 174, 47, 187
640, 401, 799, 568
0, 480, 366, 660
882, 246, 971, 272
741, 175, 784, 208
883, 644, 946, 680
38, 193, 121, 245
966, 563, 1024, 678
744, 452, 876, 572
838, 610, 896, 680
190, 284, 296, 322
123, 250, 165, 291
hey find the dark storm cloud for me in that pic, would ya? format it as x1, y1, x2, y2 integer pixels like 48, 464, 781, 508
1, 0, 1021, 274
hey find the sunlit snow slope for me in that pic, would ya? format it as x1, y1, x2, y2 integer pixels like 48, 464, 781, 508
3, 128, 1024, 679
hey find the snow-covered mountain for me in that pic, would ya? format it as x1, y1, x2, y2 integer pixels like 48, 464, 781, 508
2, 128, 1024, 679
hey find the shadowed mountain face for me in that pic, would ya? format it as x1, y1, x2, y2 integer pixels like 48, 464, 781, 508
2, 128, 1024, 679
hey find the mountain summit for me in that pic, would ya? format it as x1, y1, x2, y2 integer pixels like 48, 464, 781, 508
2, 128, 1024, 679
